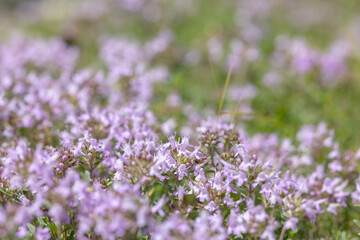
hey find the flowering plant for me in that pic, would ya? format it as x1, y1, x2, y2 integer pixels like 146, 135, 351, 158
1, 0, 360, 239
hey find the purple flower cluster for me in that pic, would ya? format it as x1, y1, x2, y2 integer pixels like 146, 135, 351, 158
267, 37, 351, 87
0, 46, 357, 237
0, 0, 359, 239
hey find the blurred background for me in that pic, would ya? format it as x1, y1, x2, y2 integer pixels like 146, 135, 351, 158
1, 0, 360, 148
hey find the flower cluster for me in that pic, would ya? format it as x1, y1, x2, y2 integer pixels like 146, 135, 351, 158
1, 0, 360, 239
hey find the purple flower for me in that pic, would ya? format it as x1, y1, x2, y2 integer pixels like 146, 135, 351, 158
204, 201, 218, 212
260, 221, 279, 240
177, 186, 186, 201
284, 217, 298, 232
176, 164, 188, 180
16, 225, 28, 238
151, 196, 167, 217
49, 204, 70, 224
36, 227, 51, 240
197, 187, 210, 203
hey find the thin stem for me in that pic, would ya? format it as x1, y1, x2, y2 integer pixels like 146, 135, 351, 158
279, 225, 287, 240
209, 147, 215, 167
216, 62, 233, 128
230, 96, 243, 125
309, 230, 313, 240
248, 184, 253, 199
89, 163, 94, 182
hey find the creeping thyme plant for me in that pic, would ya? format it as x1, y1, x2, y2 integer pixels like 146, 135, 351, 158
1, 0, 360, 239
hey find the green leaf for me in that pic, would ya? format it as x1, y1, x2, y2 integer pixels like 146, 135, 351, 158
48, 222, 58, 235
67, 230, 75, 240
0, 187, 11, 197
37, 217, 47, 226
106, 180, 113, 187
80, 170, 91, 182
354, 219, 360, 228
77, 164, 86, 172
27, 223, 36, 235
94, 159, 102, 168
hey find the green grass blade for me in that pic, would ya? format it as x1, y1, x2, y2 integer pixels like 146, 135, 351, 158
216, 62, 233, 127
